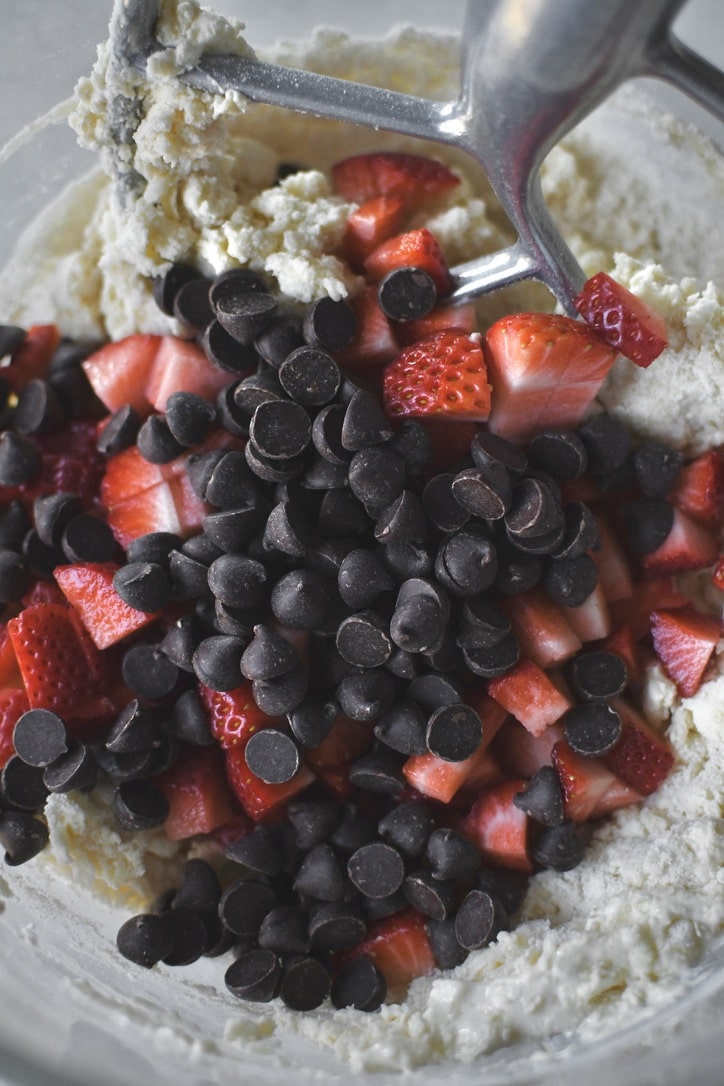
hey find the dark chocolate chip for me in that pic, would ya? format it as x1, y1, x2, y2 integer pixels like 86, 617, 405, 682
225, 824, 284, 877
280, 956, 331, 1012
471, 431, 528, 476
202, 320, 258, 373
383, 541, 433, 581
209, 268, 268, 308
578, 415, 632, 476
528, 429, 588, 481
173, 277, 214, 333
33, 492, 82, 549
162, 907, 208, 966
336, 611, 392, 669
426, 918, 469, 969
462, 631, 520, 678
632, 441, 684, 498
97, 404, 141, 456
338, 548, 395, 610
249, 399, 311, 461
136, 414, 186, 464
403, 871, 455, 919
374, 700, 428, 756
164, 391, 217, 447
43, 742, 97, 794
278, 346, 341, 406
173, 858, 222, 913
348, 746, 405, 794
422, 473, 470, 533
513, 765, 565, 826
105, 699, 158, 754
121, 643, 179, 700
219, 878, 277, 937
336, 668, 397, 722
255, 314, 305, 367
459, 596, 510, 648
0, 432, 41, 486
435, 530, 498, 597
1, 756, 48, 810
244, 728, 301, 784
0, 810, 49, 865
506, 477, 563, 539
114, 779, 170, 831
377, 267, 436, 321
13, 708, 68, 767
309, 902, 367, 954
293, 842, 346, 902
378, 800, 434, 859
225, 948, 281, 1002
113, 561, 171, 613
192, 635, 246, 691
554, 501, 600, 560
0, 548, 29, 602
621, 499, 674, 554
571, 650, 629, 701
347, 842, 405, 899
451, 464, 511, 520
252, 662, 308, 716
215, 291, 278, 344
303, 296, 356, 352
286, 799, 341, 849
153, 263, 202, 317
14, 379, 66, 435
61, 514, 118, 563
208, 553, 268, 609
374, 489, 426, 545
426, 827, 481, 880
542, 553, 598, 607
258, 905, 310, 956
126, 531, 182, 567
533, 821, 585, 871
564, 702, 622, 756
117, 913, 174, 968
454, 889, 507, 950
426, 703, 482, 762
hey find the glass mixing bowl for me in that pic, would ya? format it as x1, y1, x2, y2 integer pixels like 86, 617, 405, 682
0, 3, 723, 1084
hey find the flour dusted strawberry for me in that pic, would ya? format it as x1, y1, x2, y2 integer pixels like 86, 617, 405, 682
650, 606, 721, 697
575, 271, 668, 367
383, 330, 491, 421
331, 152, 459, 209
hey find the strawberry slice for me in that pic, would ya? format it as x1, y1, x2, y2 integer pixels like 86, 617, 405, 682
340, 908, 436, 995
564, 581, 612, 643
487, 658, 572, 737
552, 738, 632, 822
650, 606, 721, 697
383, 330, 491, 422
225, 743, 315, 822
106, 482, 182, 548
0, 627, 21, 688
5, 324, 61, 391
331, 152, 459, 209
574, 271, 668, 367
500, 588, 581, 669
341, 195, 406, 268
335, 286, 399, 373
154, 744, 237, 841
82, 334, 161, 415
492, 718, 565, 778
670, 449, 724, 528
602, 698, 675, 795
54, 562, 160, 650
483, 313, 617, 442
641, 507, 718, 577
365, 228, 453, 295
145, 336, 233, 412
168, 474, 210, 536
591, 513, 634, 602
0, 687, 30, 769
394, 302, 477, 346
590, 776, 643, 819
403, 746, 502, 805
460, 779, 532, 872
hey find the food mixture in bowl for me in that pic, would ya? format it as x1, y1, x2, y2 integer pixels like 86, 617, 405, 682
0, 0, 723, 1074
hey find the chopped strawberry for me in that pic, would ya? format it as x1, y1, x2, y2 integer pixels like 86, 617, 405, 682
383, 330, 491, 422
460, 779, 532, 872
552, 739, 633, 822
670, 449, 724, 528
341, 908, 436, 994
82, 334, 161, 415
100, 445, 169, 507
365, 228, 454, 295
305, 715, 375, 800
500, 588, 582, 668
0, 687, 30, 768
590, 776, 643, 819
5, 324, 61, 391
492, 718, 565, 778
0, 627, 20, 688
198, 682, 278, 750
487, 658, 572, 737
145, 336, 233, 412
591, 513, 634, 602
574, 271, 668, 367
331, 152, 459, 209
105, 482, 182, 548
564, 581, 611, 643
155, 744, 237, 841
341, 195, 406, 267
225, 743, 315, 821
394, 301, 477, 346
602, 698, 675, 795
54, 562, 160, 650
483, 313, 617, 442
335, 286, 399, 372
650, 606, 721, 697
610, 576, 688, 640
403, 745, 502, 805
641, 507, 718, 577
168, 472, 212, 536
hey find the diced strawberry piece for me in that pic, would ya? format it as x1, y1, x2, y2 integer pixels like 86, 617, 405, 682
394, 302, 478, 346
594, 624, 640, 683
464, 689, 509, 748
341, 908, 436, 995
421, 419, 479, 470
225, 743, 315, 821
551, 739, 621, 822
305, 716, 375, 799
610, 576, 688, 640
650, 606, 721, 697
641, 507, 718, 577
331, 152, 459, 209
342, 195, 406, 267
564, 580, 611, 643
334, 287, 399, 373
198, 682, 278, 750
168, 473, 211, 536
483, 313, 617, 442
5, 324, 61, 391
383, 330, 491, 422
365, 228, 453, 295
589, 776, 644, 819
403, 744, 501, 805
487, 658, 572, 737
101, 445, 169, 507
602, 698, 675, 795
145, 336, 232, 412
574, 271, 668, 367
155, 744, 237, 841
82, 334, 161, 415
591, 513, 634, 602
460, 779, 532, 872
0, 687, 30, 769
106, 481, 182, 548
54, 562, 160, 650
491, 718, 564, 778
500, 588, 582, 668
670, 449, 724, 528
0, 628, 20, 688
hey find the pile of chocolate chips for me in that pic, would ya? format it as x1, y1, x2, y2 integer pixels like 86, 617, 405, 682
0, 267, 685, 1012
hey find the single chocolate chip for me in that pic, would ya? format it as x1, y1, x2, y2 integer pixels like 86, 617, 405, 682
216, 291, 278, 344
225, 948, 282, 1002
303, 297, 356, 351
280, 956, 331, 1012
97, 404, 141, 456
362, 890, 407, 921
455, 889, 507, 950
408, 675, 461, 714
377, 267, 436, 321
426, 703, 482, 762
506, 477, 563, 539
451, 464, 511, 520
168, 550, 211, 601
121, 643, 179, 700
162, 907, 209, 966
94, 745, 154, 783
239, 625, 296, 682
220, 878, 277, 937
126, 531, 181, 567
153, 263, 202, 316
311, 403, 350, 464
117, 913, 174, 968
554, 501, 600, 560
278, 346, 341, 406
61, 514, 117, 563
208, 553, 268, 610
173, 277, 214, 333
294, 843, 346, 902
331, 805, 378, 855
578, 415, 632, 476
571, 650, 629, 702
0, 432, 41, 486
105, 700, 158, 754
14, 379, 66, 435
253, 662, 308, 715
459, 597, 510, 647
513, 765, 565, 826
137, 414, 186, 464
301, 452, 349, 490
181, 534, 223, 566
0, 549, 29, 602
0, 325, 27, 358
504, 519, 566, 557
249, 400, 311, 461
622, 499, 674, 554
245, 729, 301, 784
113, 561, 171, 613
528, 429, 588, 481
204, 450, 260, 508
164, 391, 217, 447
43, 742, 97, 794
225, 824, 284, 877
422, 473, 470, 533
348, 746, 405, 794
390, 420, 433, 474
202, 319, 258, 374
33, 492, 82, 549
173, 859, 222, 914
336, 611, 392, 669
341, 389, 394, 452
0, 810, 49, 865
533, 821, 585, 871
632, 440, 684, 498
168, 688, 214, 746
426, 918, 469, 970
542, 553, 598, 608
426, 827, 481, 880
490, 547, 540, 597
192, 635, 246, 691
1, 756, 48, 810
471, 431, 528, 476
210, 268, 268, 308
258, 905, 310, 956
436, 531, 498, 597
13, 708, 68, 767
348, 447, 406, 516
21, 529, 64, 579
403, 871, 455, 920
270, 567, 331, 630
255, 314, 305, 367
286, 799, 341, 849
374, 700, 428, 756
564, 702, 622, 756
383, 541, 433, 582
374, 490, 426, 545
319, 488, 369, 539
0, 502, 31, 550
263, 500, 316, 557
475, 865, 529, 915
310, 902, 367, 953
348, 842, 405, 899
336, 668, 397, 722
378, 801, 434, 859
462, 631, 520, 678
114, 779, 170, 831
338, 548, 395, 610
